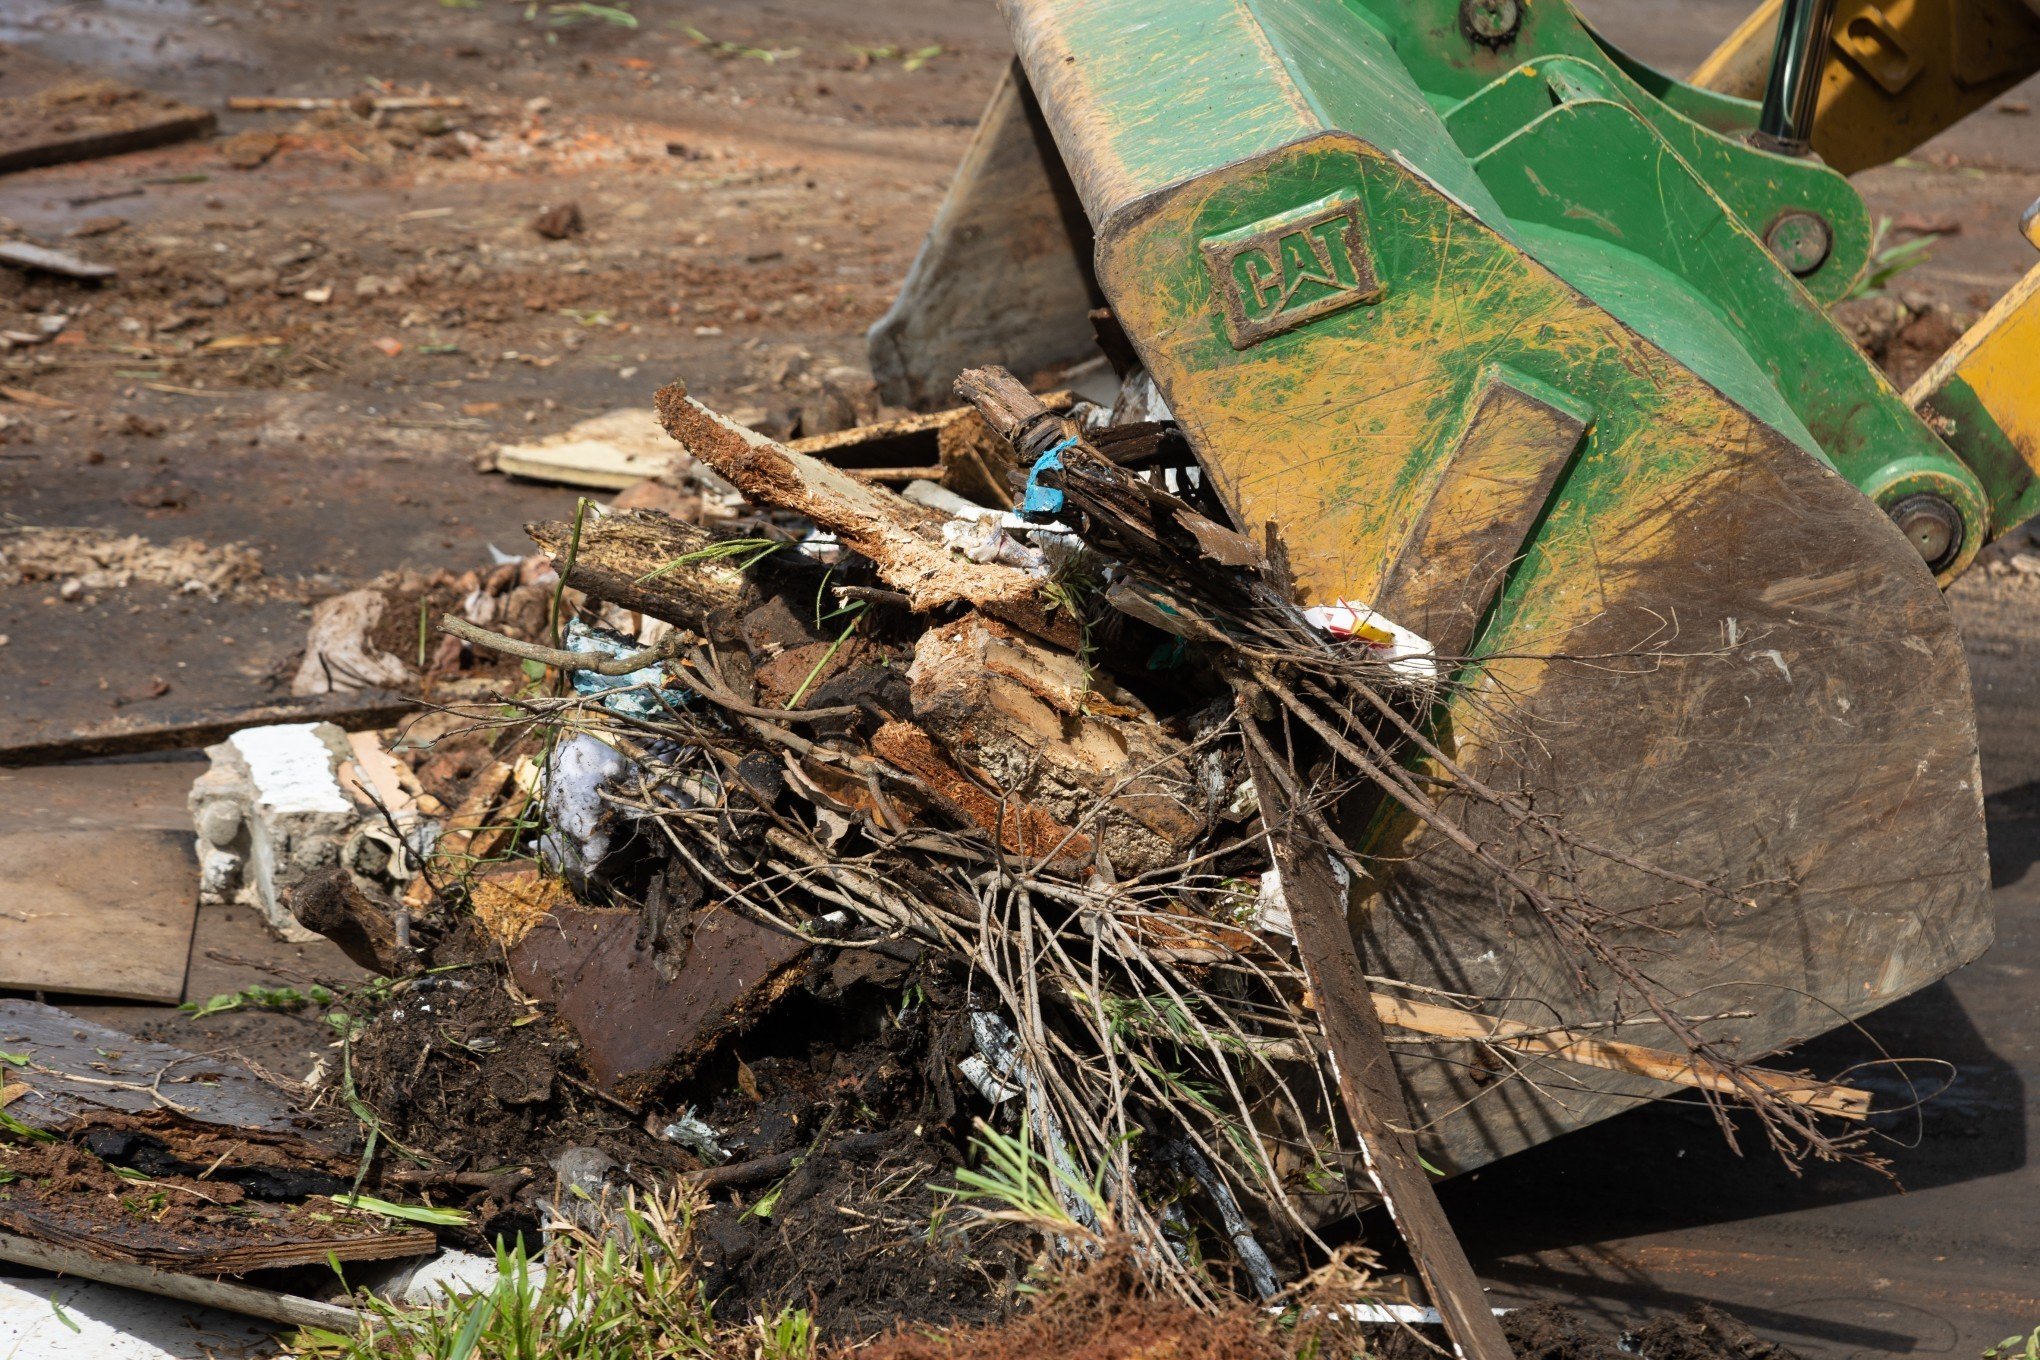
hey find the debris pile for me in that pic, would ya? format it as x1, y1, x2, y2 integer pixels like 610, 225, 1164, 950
181, 364, 1865, 1346
1, 366, 1876, 1357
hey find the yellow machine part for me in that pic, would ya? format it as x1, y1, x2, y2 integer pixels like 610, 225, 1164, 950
1691, 0, 2040, 174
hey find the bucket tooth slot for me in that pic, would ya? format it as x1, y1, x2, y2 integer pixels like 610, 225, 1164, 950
1375, 368, 1591, 658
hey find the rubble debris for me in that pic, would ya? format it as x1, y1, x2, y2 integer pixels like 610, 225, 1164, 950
218, 129, 283, 169
0, 81, 213, 176
532, 201, 585, 240
0, 525, 264, 600
293, 588, 416, 695
190, 721, 423, 942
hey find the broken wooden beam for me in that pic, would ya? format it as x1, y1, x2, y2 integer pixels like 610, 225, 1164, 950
1241, 734, 1514, 1360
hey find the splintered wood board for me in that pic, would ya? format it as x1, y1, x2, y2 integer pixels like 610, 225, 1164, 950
0, 81, 216, 176
0, 764, 199, 1003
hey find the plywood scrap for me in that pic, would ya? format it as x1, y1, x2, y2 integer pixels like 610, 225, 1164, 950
493, 408, 682, 489
0, 818, 197, 1004
0, 1143, 431, 1275
507, 904, 809, 1100
0, 1000, 307, 1137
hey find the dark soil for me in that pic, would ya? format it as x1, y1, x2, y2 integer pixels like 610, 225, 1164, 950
343, 911, 1033, 1336
856, 1259, 1804, 1360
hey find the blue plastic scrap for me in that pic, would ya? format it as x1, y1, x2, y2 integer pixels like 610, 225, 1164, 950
1020, 435, 1080, 519
564, 619, 689, 719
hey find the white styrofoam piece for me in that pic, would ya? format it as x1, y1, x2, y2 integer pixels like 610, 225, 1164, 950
0, 1274, 274, 1359
227, 723, 352, 814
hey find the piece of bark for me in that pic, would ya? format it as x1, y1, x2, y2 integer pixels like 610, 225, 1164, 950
1241, 734, 1514, 1360
526, 508, 754, 638
289, 867, 409, 976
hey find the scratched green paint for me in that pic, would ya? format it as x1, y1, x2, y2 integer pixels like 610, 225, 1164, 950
1454, 60, 1970, 517
1336, 0, 1872, 302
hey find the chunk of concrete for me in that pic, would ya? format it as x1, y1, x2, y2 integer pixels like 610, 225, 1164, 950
189, 722, 357, 941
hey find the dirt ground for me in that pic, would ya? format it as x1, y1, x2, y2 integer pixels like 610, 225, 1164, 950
4, 0, 2040, 1355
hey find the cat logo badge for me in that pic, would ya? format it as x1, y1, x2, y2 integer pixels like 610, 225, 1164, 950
1201, 193, 1383, 349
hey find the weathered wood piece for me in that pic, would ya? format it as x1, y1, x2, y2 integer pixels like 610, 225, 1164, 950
508, 904, 809, 1100
1374, 994, 1870, 1121
0, 1230, 364, 1332
0, 1170, 433, 1275
0, 761, 201, 1003
0, 81, 215, 176
0, 1000, 311, 1138
290, 867, 409, 977
0, 829, 196, 1003
0, 690, 414, 767
1242, 738, 1513, 1360
0, 241, 115, 279
1373, 372, 1590, 658
526, 508, 754, 637
908, 612, 1205, 874
655, 383, 1067, 638
494, 408, 679, 489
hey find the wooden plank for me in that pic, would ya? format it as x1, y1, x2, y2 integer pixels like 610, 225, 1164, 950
0, 830, 195, 1002
0, 83, 215, 177
0, 689, 414, 767
1374, 369, 1591, 658
0, 1000, 306, 1134
0, 1183, 433, 1275
0, 1229, 365, 1332
1373, 994, 1871, 1120
1243, 738, 1513, 1360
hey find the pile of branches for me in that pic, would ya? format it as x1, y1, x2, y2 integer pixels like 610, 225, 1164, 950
439, 366, 1872, 1313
